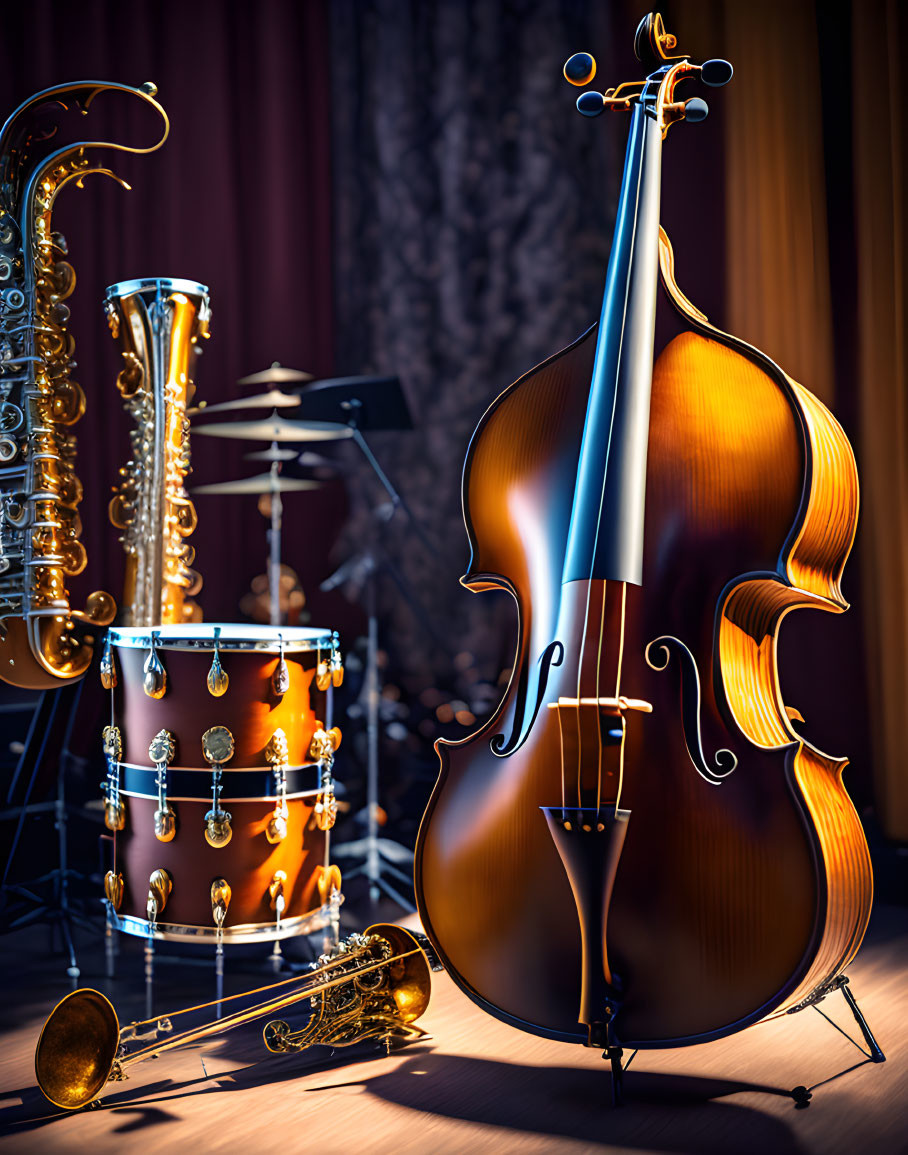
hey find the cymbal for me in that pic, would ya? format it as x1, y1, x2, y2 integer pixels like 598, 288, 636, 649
197, 390, 301, 416
297, 450, 341, 470
243, 447, 298, 463
192, 411, 352, 443
191, 472, 324, 496
237, 362, 315, 387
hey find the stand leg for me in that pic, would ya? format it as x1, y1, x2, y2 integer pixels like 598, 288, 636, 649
145, 933, 155, 1020
366, 572, 380, 903
105, 903, 117, 981
55, 732, 80, 988
329, 885, 341, 948
840, 978, 886, 1062
604, 1046, 624, 1107
788, 973, 886, 1106
215, 937, 224, 1019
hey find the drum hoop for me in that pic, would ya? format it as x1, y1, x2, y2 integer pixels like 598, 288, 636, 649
117, 759, 328, 803
117, 758, 320, 773
105, 276, 209, 299
108, 625, 334, 653
110, 901, 341, 945
119, 788, 320, 803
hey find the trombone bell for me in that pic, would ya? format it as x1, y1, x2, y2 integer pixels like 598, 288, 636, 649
374, 923, 432, 1024
35, 988, 120, 1110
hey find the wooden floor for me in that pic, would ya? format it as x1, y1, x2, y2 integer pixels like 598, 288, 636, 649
0, 903, 905, 1155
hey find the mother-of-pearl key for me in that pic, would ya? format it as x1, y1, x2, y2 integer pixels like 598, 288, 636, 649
149, 729, 177, 842
202, 725, 235, 847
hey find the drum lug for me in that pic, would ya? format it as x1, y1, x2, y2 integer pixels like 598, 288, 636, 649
206, 626, 229, 696
142, 631, 167, 698
202, 726, 235, 848
211, 878, 231, 927
269, 870, 287, 913
150, 729, 177, 843
265, 728, 290, 843
104, 870, 124, 911
147, 868, 172, 923
330, 631, 344, 687
272, 632, 290, 696
310, 722, 341, 832
102, 725, 125, 832
100, 632, 118, 689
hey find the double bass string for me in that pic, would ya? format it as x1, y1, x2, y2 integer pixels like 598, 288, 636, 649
613, 583, 628, 814
595, 581, 608, 815
575, 88, 650, 818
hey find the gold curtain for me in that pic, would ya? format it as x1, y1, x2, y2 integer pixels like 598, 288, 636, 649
711, 0, 907, 837
722, 0, 835, 403
852, 0, 908, 840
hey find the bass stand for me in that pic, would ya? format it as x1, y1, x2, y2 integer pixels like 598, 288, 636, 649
0, 681, 94, 986
785, 974, 886, 1108
604, 1038, 637, 1109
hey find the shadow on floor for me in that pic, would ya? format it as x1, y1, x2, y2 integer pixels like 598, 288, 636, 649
1, 1044, 811, 1154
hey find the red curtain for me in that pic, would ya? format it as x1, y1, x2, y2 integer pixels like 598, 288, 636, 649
0, 0, 337, 623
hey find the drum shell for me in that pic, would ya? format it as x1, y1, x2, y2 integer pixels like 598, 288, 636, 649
113, 645, 322, 767
117, 796, 326, 928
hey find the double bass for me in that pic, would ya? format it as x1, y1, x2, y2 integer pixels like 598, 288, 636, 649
415, 12, 873, 1081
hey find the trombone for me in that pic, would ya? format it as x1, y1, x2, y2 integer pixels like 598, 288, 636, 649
35, 924, 435, 1111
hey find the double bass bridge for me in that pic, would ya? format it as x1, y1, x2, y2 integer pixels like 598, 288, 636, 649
547, 695, 652, 807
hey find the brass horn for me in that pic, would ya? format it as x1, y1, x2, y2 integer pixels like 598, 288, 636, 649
35, 924, 435, 1111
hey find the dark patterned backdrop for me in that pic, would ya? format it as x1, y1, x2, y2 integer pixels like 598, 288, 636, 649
329, 0, 628, 700
327, 0, 733, 704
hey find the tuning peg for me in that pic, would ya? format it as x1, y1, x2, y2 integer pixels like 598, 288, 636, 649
576, 91, 606, 118
684, 98, 709, 123
700, 58, 733, 87
563, 52, 596, 86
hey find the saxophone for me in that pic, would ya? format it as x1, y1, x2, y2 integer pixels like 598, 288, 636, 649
0, 82, 169, 687
105, 278, 210, 626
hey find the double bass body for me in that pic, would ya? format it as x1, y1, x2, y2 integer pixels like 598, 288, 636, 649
415, 14, 872, 1049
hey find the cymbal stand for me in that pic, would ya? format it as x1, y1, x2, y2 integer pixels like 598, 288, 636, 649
268, 443, 283, 626
325, 554, 415, 910
320, 395, 443, 910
